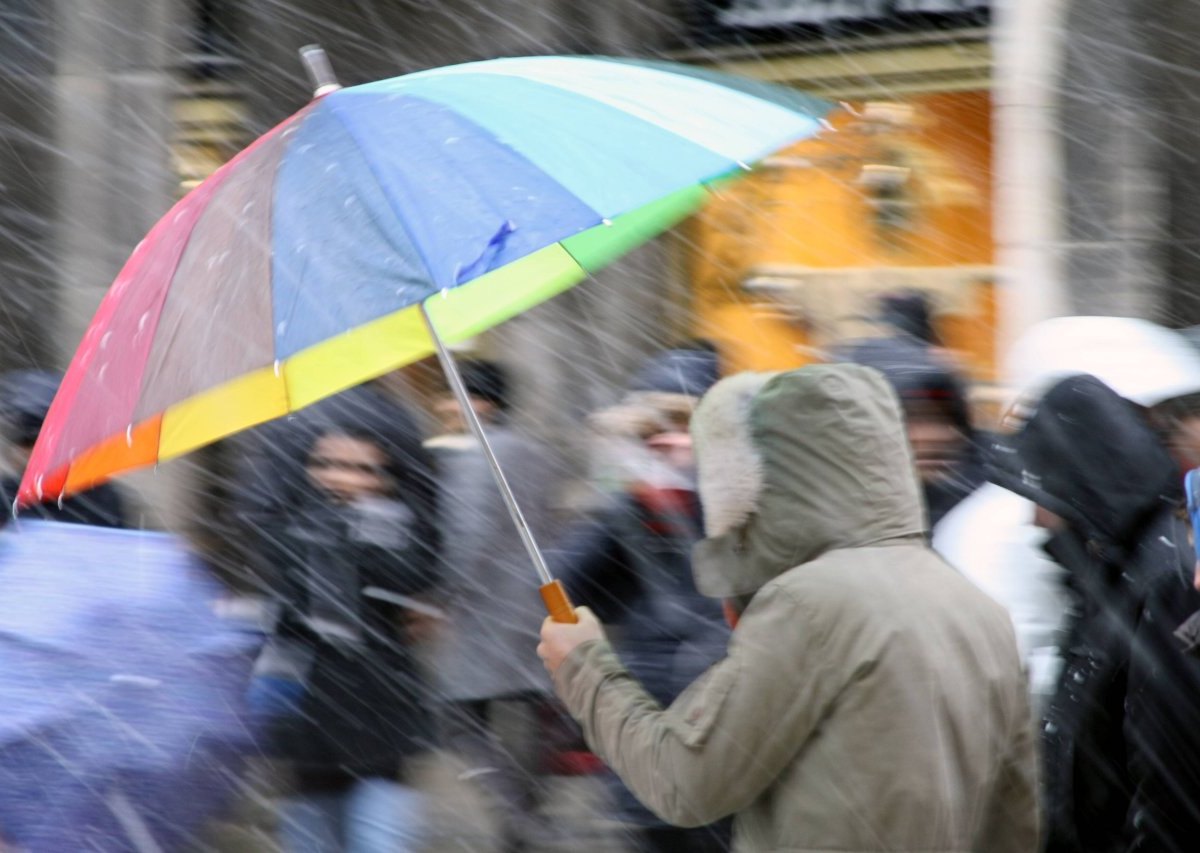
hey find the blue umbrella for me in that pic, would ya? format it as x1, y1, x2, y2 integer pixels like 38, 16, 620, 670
0, 521, 261, 851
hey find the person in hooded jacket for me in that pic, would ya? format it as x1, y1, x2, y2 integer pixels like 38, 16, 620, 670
234, 387, 441, 852
988, 374, 1200, 853
0, 370, 128, 528
547, 344, 731, 852
539, 364, 1038, 853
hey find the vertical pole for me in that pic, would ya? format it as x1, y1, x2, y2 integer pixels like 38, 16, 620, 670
993, 0, 1070, 358
419, 304, 576, 623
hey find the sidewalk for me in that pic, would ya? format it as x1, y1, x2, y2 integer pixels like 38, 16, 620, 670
198, 750, 636, 852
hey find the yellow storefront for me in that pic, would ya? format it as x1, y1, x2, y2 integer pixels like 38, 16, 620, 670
679, 29, 996, 384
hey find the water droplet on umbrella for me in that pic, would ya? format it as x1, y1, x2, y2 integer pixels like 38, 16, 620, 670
57, 495, 64, 510
34, 477, 44, 500
126, 425, 133, 447
97, 363, 108, 382
736, 161, 752, 171
138, 312, 151, 333
174, 210, 186, 223
273, 360, 282, 377
343, 196, 356, 209
282, 127, 297, 138
242, 201, 256, 214
277, 321, 287, 336
819, 118, 836, 131
601, 218, 613, 227
297, 144, 315, 154
100, 332, 112, 350
325, 162, 338, 173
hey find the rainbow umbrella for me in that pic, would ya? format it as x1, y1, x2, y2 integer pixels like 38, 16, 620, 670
19, 53, 829, 612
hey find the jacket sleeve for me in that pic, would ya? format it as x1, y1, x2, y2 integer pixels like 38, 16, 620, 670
553, 582, 844, 827
976, 680, 1041, 853
1124, 576, 1200, 850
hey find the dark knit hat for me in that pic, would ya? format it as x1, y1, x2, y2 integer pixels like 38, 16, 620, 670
459, 359, 510, 411
877, 290, 940, 345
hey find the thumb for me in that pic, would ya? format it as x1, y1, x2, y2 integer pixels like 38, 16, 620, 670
574, 606, 598, 623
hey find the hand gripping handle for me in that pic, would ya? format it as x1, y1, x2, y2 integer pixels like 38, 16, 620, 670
540, 579, 578, 624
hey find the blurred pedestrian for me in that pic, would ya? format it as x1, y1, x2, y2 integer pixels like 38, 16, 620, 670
426, 359, 561, 853
1147, 322, 1200, 471
550, 345, 731, 853
238, 389, 441, 853
837, 293, 984, 528
0, 370, 128, 528
989, 374, 1200, 853
539, 365, 1038, 852
937, 319, 1200, 717
877, 288, 943, 346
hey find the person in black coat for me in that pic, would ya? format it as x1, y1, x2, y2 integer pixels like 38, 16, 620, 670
550, 346, 731, 853
836, 296, 986, 529
236, 387, 441, 852
0, 370, 128, 528
989, 374, 1200, 853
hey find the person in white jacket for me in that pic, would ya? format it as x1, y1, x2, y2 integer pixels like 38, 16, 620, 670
934, 316, 1200, 713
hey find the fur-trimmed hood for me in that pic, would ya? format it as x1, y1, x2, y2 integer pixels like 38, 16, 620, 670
691, 364, 926, 598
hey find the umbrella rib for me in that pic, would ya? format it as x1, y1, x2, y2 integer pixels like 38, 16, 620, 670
322, 103, 442, 292
140, 109, 314, 432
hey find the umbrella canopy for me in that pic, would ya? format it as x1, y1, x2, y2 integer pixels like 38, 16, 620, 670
0, 521, 259, 850
20, 56, 830, 505
1004, 315, 1200, 407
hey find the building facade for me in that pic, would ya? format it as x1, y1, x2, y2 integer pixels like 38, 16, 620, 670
4, 0, 1199, 529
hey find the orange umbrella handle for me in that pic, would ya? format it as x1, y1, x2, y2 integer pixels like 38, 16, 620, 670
540, 579, 578, 624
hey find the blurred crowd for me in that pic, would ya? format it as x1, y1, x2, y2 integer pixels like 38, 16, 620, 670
1, 292, 1199, 852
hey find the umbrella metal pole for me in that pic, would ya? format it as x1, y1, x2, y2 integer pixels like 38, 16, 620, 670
418, 303, 577, 623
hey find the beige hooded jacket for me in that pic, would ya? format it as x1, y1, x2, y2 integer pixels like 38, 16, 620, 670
553, 365, 1038, 852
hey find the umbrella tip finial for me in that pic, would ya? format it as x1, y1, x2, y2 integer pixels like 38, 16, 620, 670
300, 44, 341, 98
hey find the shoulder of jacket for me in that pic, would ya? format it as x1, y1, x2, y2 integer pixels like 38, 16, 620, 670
768, 544, 916, 596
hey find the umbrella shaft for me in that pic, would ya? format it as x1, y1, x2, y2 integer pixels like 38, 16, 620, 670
419, 304, 554, 586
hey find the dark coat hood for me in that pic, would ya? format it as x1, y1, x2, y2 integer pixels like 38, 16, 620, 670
628, 347, 720, 398
989, 374, 1178, 555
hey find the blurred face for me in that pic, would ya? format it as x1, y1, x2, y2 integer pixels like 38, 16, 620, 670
905, 403, 967, 484
1166, 414, 1200, 470
434, 394, 498, 433
306, 434, 389, 504
433, 396, 465, 435
645, 430, 694, 473
1033, 504, 1066, 532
